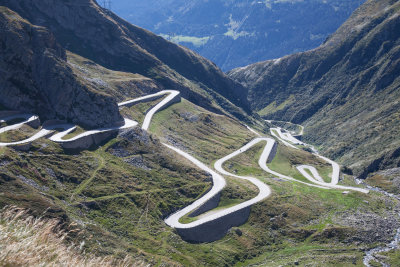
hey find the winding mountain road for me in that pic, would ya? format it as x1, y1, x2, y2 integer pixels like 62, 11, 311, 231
0, 114, 39, 134
119, 90, 180, 131
0, 90, 178, 147
49, 118, 138, 143
0, 91, 369, 242
270, 124, 368, 193
0, 123, 60, 147
163, 143, 227, 229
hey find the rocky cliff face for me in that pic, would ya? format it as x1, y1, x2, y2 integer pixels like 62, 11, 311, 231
228, 0, 400, 176
0, 0, 249, 119
0, 6, 123, 128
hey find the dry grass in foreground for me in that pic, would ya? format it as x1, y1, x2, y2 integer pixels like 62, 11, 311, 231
0, 206, 147, 267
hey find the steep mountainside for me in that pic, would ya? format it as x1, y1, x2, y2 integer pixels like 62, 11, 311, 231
0, 0, 250, 119
112, 0, 364, 71
229, 0, 400, 177
0, 7, 123, 128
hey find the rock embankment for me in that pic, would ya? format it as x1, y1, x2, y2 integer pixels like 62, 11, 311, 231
0, 7, 123, 129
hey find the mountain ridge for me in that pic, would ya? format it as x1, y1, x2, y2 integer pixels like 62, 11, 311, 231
0, 0, 251, 121
112, 0, 365, 71
228, 0, 400, 177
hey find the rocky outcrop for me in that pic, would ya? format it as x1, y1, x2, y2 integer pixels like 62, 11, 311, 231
0, 7, 123, 129
229, 0, 400, 176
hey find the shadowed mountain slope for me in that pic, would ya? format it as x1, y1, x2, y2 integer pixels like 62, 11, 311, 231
0, 0, 250, 119
0, 7, 123, 128
228, 0, 400, 176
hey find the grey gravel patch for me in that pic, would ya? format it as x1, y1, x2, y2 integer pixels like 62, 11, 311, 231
108, 128, 153, 158
180, 112, 199, 123
17, 175, 49, 192
0, 160, 10, 167
84, 77, 109, 87
271, 177, 287, 182
68, 62, 89, 75
377, 167, 400, 177
165, 135, 188, 152
374, 168, 400, 190
109, 148, 131, 158
119, 128, 150, 144
333, 209, 400, 244
46, 168, 57, 178
123, 156, 151, 170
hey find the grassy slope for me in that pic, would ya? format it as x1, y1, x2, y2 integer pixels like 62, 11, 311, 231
67, 50, 258, 128
149, 98, 263, 225
149, 98, 257, 164
0, 97, 268, 266
0, 95, 399, 266
0, 6, 399, 263
146, 98, 400, 266
67, 52, 159, 102
0, 124, 39, 143
120, 96, 169, 125
268, 143, 333, 183
0, 126, 212, 265
3, 0, 251, 120
220, 140, 400, 266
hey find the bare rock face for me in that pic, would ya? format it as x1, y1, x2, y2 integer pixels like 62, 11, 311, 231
0, 7, 123, 128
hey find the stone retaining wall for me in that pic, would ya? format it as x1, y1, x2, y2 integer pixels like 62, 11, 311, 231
267, 141, 278, 163
60, 130, 118, 150
189, 192, 221, 217
177, 206, 251, 243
